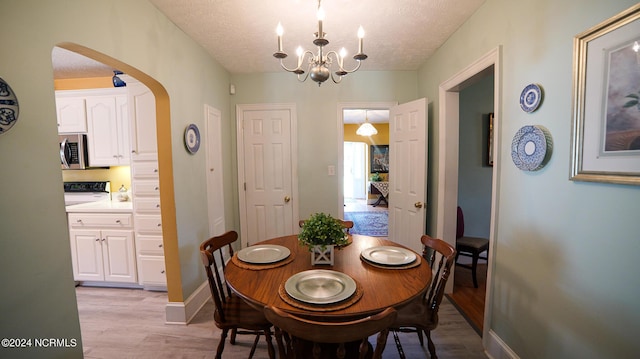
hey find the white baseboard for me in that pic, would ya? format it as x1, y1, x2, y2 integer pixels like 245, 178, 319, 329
485, 329, 519, 359
164, 281, 211, 324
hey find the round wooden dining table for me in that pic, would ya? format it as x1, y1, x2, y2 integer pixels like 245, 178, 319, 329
224, 234, 432, 320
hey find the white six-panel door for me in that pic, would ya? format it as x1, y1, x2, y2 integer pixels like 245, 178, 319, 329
205, 105, 225, 237
388, 98, 428, 254
237, 104, 298, 247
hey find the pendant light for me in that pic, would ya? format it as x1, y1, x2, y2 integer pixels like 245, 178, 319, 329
356, 110, 377, 136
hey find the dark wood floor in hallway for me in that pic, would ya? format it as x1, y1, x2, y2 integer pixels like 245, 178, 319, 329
447, 263, 487, 334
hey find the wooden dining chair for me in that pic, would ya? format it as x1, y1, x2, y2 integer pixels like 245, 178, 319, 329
299, 219, 354, 234
456, 206, 489, 288
264, 306, 397, 359
391, 235, 456, 359
200, 231, 275, 359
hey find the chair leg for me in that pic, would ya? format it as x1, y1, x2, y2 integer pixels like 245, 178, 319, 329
392, 330, 406, 359
417, 328, 424, 346
248, 332, 260, 359
216, 329, 229, 359
264, 329, 276, 359
230, 328, 237, 344
426, 330, 437, 359
471, 252, 479, 288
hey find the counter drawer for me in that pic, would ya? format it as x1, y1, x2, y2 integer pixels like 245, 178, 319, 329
137, 235, 164, 255
69, 213, 133, 229
135, 215, 163, 234
133, 198, 161, 213
131, 161, 159, 179
132, 180, 160, 197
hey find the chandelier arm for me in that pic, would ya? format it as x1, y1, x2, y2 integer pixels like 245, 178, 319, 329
277, 51, 316, 73
297, 66, 311, 82
327, 51, 364, 74
329, 71, 343, 84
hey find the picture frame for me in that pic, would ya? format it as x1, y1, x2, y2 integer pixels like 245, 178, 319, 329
570, 4, 640, 185
370, 144, 389, 173
487, 113, 494, 167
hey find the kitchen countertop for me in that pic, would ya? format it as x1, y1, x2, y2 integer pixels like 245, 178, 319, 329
66, 200, 133, 213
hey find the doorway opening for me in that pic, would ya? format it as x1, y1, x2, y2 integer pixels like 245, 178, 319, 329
51, 44, 179, 322
436, 46, 501, 341
339, 105, 393, 235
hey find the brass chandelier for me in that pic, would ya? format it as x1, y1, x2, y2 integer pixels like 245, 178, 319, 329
273, 0, 367, 86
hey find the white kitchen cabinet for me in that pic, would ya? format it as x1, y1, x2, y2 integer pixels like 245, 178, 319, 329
131, 162, 166, 288
128, 82, 158, 161
68, 212, 136, 283
55, 95, 87, 133
86, 93, 130, 166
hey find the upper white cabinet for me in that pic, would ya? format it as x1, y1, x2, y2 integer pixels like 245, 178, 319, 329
85, 91, 130, 166
128, 83, 158, 161
56, 94, 87, 133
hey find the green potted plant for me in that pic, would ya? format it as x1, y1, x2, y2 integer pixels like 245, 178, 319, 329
298, 212, 349, 265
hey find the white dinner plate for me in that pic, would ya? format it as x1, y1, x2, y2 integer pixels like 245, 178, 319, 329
285, 270, 356, 305
361, 246, 416, 266
237, 245, 290, 264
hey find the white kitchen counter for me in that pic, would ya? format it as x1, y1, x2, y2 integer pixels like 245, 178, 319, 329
66, 200, 133, 213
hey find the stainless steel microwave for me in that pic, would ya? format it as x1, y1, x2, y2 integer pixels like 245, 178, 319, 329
59, 134, 89, 170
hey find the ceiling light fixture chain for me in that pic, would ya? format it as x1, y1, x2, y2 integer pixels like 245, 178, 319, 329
273, 0, 367, 86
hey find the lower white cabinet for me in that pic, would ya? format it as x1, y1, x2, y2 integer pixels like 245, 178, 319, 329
68, 213, 137, 283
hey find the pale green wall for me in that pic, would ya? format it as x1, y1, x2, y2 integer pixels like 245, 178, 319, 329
0, 1, 231, 357
419, 0, 640, 357
229, 71, 418, 221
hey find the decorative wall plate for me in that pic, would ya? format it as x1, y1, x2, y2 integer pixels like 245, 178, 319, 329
520, 83, 543, 113
511, 125, 553, 171
184, 124, 200, 154
0, 77, 19, 135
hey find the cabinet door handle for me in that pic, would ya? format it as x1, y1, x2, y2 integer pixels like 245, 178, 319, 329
160, 270, 165, 274
157, 223, 162, 227
156, 204, 160, 208
153, 169, 158, 173
101, 238, 106, 242
115, 219, 121, 224
95, 238, 100, 242
158, 244, 163, 248
76, 219, 83, 223
154, 187, 159, 191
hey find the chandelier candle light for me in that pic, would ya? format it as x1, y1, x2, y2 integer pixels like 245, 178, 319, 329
273, 0, 367, 86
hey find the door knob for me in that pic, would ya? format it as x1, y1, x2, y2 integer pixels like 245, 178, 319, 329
284, 195, 291, 203
414, 202, 423, 208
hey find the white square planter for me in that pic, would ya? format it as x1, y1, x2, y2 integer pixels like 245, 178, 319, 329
311, 245, 334, 265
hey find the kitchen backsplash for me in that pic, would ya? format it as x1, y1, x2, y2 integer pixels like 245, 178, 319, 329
61, 165, 131, 194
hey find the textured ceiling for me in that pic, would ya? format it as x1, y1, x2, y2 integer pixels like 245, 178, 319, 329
52, 0, 485, 80
147, 0, 485, 74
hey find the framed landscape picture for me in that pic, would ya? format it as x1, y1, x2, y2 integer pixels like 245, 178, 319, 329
570, 4, 640, 185
370, 145, 389, 173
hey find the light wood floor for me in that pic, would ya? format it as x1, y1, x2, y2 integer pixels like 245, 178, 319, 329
77, 286, 487, 358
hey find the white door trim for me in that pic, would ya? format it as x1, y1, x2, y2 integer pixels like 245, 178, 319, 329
437, 46, 502, 347
337, 102, 397, 218
236, 103, 299, 248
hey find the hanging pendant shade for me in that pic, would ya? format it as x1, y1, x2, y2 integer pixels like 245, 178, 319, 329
356, 111, 377, 136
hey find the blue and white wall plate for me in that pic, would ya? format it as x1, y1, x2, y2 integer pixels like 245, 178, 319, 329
511, 125, 553, 171
520, 83, 543, 113
184, 124, 200, 154
0, 77, 19, 135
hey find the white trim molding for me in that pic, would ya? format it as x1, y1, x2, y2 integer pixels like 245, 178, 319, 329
165, 280, 211, 324
486, 330, 519, 359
